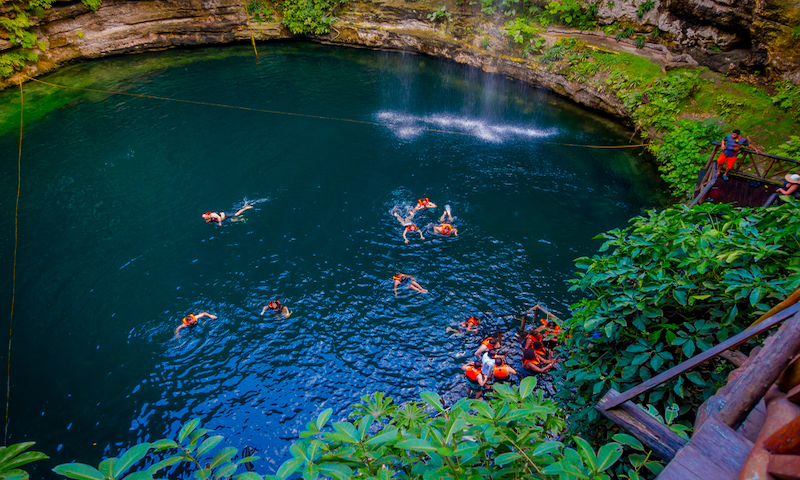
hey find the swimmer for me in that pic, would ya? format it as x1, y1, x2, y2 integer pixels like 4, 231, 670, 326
492, 357, 517, 384
402, 223, 425, 244
433, 205, 457, 236
522, 342, 558, 374
475, 333, 503, 358
261, 300, 291, 318
202, 201, 254, 225
446, 315, 480, 334
522, 328, 544, 350
411, 197, 437, 214
174, 312, 217, 337
462, 361, 488, 400
391, 206, 416, 225
392, 273, 428, 297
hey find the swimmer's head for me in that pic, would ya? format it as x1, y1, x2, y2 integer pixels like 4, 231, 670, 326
533, 341, 544, 350
407, 224, 418, 232
182, 314, 197, 326
392, 274, 402, 281
268, 300, 281, 310
202, 212, 213, 222
472, 361, 482, 369
442, 224, 452, 235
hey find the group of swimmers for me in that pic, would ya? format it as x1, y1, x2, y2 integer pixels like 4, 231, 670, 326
173, 201, 291, 337
391, 198, 458, 244
461, 304, 563, 399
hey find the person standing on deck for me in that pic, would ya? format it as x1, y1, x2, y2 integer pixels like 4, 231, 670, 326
716, 129, 761, 181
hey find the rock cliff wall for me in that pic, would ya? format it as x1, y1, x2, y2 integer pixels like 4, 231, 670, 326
2, 0, 799, 114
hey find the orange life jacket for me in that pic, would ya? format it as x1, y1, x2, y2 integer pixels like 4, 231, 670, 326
406, 224, 417, 232
441, 224, 453, 235
392, 274, 403, 281
268, 301, 281, 310
481, 337, 495, 349
182, 314, 197, 326
417, 197, 430, 207
465, 366, 481, 381
494, 364, 510, 378
466, 317, 479, 327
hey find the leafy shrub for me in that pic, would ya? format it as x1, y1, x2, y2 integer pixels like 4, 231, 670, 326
481, 0, 496, 15
247, 0, 275, 22
615, 71, 705, 132
615, 25, 635, 41
771, 80, 800, 121
650, 119, 724, 198
539, 0, 597, 30
636, 0, 654, 18
281, 0, 347, 34
82, 0, 101, 10
503, 17, 546, 57
774, 135, 800, 159
50, 382, 660, 479
0, 442, 48, 479
557, 200, 800, 438
427, 6, 451, 22
794, 26, 800, 40
480, 37, 491, 49
714, 95, 746, 117
635, 35, 646, 48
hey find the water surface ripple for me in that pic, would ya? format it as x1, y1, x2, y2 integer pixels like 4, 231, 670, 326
0, 43, 664, 475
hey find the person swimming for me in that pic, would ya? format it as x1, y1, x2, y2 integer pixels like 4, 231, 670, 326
392, 273, 428, 297
202, 201, 254, 225
411, 197, 437, 213
261, 300, 291, 318
432, 205, 458, 236
402, 223, 425, 244
174, 312, 217, 337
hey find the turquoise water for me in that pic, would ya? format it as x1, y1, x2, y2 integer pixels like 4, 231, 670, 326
0, 43, 663, 475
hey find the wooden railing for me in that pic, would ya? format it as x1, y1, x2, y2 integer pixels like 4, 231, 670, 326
690, 143, 800, 206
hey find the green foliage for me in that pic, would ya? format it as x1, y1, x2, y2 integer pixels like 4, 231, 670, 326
82, 0, 102, 10
281, 0, 347, 35
615, 25, 635, 41
55, 418, 258, 480
771, 80, 800, 121
714, 95, 746, 117
635, 0, 654, 18
793, 26, 800, 40
540, 38, 579, 63
0, 442, 48, 480
649, 119, 724, 198
480, 37, 491, 49
427, 6, 451, 22
502, 17, 545, 57
611, 71, 705, 132
774, 135, 800, 159
557, 200, 800, 438
538, 0, 597, 30
247, 0, 275, 23
634, 35, 645, 48
0, 0, 88, 77
602, 21, 619, 36
49, 384, 656, 479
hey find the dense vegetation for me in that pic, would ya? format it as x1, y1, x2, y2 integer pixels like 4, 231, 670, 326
556, 197, 800, 440
9, 379, 668, 480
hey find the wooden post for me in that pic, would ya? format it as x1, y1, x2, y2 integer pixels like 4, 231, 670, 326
717, 312, 800, 429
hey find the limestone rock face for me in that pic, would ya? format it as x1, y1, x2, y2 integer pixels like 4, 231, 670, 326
598, 0, 800, 81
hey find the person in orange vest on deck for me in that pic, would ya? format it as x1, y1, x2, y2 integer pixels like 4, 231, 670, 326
174, 312, 217, 337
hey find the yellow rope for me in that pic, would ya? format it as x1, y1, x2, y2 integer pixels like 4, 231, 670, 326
5, 75, 23, 444
21, 74, 649, 149
242, 0, 260, 62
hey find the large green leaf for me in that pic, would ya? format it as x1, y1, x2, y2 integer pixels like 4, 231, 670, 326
395, 438, 437, 452
234, 473, 264, 480
195, 436, 224, 458
365, 426, 399, 447
595, 443, 623, 471
1, 451, 49, 471
52, 463, 105, 480
112, 443, 152, 479
275, 458, 303, 479
210, 447, 238, 470
419, 392, 445, 413
315, 409, 332, 431
178, 419, 201, 443
519, 376, 536, 400
611, 434, 643, 451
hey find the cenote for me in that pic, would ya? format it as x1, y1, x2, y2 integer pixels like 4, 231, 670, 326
0, 42, 665, 475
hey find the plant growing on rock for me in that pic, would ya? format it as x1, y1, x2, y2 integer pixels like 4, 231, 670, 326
635, 0, 654, 18
281, 0, 348, 35
771, 80, 800, 122
427, 6, 451, 22
556, 200, 800, 441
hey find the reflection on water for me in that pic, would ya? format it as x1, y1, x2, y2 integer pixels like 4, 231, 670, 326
0, 43, 665, 476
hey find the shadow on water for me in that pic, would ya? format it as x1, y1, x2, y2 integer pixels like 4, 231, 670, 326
0, 42, 666, 476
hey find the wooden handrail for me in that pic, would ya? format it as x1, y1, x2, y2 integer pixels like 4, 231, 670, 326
599, 302, 800, 411
710, 141, 800, 165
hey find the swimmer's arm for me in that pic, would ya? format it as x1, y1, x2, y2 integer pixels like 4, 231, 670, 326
260, 306, 268, 316
453, 227, 458, 236
403, 230, 410, 244
418, 230, 425, 240
394, 281, 398, 297
195, 312, 217, 320
174, 324, 185, 336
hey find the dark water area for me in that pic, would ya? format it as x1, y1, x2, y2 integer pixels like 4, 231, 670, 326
0, 43, 664, 475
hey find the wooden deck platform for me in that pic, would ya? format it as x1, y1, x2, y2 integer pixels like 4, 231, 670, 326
705, 173, 776, 208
